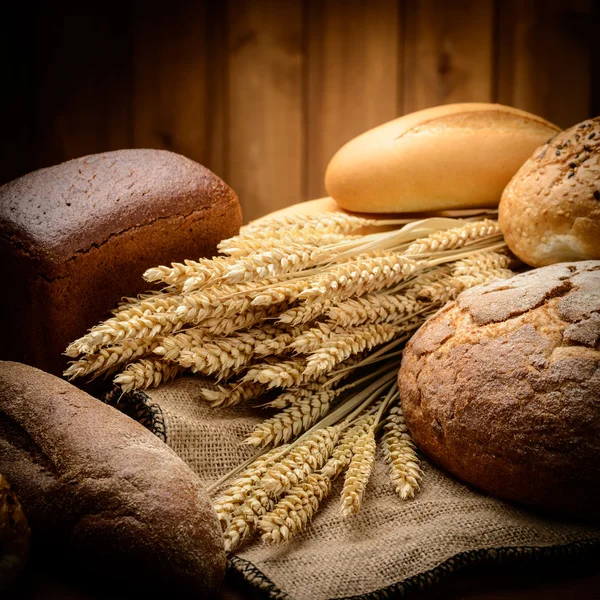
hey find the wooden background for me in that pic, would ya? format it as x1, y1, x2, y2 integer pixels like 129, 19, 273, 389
2, 0, 598, 222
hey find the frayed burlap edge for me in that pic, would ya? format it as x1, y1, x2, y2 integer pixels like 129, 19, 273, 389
229, 540, 600, 600
104, 387, 600, 599
104, 388, 167, 443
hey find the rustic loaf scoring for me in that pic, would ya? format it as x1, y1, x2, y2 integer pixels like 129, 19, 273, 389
0, 361, 226, 595
0, 150, 242, 376
399, 261, 600, 519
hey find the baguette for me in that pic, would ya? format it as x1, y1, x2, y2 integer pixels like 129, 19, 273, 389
325, 103, 560, 213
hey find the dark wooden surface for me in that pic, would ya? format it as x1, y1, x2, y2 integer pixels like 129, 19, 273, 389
6, 550, 600, 599
1, 1, 598, 221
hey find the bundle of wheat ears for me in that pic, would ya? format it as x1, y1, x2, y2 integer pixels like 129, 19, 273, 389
65, 210, 516, 551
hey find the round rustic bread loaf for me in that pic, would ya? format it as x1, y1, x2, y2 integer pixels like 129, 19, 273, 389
499, 117, 600, 267
325, 103, 559, 213
0, 362, 225, 595
398, 261, 600, 519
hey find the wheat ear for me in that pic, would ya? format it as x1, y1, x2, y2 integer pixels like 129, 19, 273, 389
198, 381, 267, 408
224, 488, 275, 552
340, 427, 377, 516
213, 446, 288, 529
63, 338, 157, 380
382, 403, 423, 500
258, 473, 332, 544
113, 359, 183, 392
259, 426, 340, 495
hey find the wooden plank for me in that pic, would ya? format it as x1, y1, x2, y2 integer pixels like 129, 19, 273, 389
132, 3, 215, 169
403, 0, 495, 113
226, 0, 304, 222
34, 7, 133, 168
495, 0, 594, 128
306, 0, 400, 200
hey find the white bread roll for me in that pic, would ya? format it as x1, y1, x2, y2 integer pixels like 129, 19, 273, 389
325, 103, 560, 213
499, 117, 600, 267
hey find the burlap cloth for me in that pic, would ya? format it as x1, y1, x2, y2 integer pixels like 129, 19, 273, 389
105, 377, 600, 599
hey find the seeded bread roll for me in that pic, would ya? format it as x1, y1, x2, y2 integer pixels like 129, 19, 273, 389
0, 361, 226, 595
398, 261, 600, 519
499, 117, 600, 267
325, 103, 560, 213
0, 150, 242, 376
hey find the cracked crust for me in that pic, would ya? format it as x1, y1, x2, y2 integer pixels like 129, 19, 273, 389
399, 261, 600, 520
499, 117, 600, 267
0, 150, 242, 375
0, 361, 226, 595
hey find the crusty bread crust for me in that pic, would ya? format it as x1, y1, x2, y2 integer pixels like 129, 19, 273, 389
398, 261, 600, 519
499, 117, 600, 267
0, 150, 242, 375
325, 103, 560, 213
0, 362, 226, 595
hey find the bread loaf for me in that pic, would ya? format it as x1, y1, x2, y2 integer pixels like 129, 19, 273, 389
325, 103, 560, 213
499, 117, 600, 267
398, 261, 600, 519
0, 362, 226, 595
0, 474, 29, 590
0, 150, 242, 376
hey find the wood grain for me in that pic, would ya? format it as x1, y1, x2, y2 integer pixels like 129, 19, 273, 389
403, 0, 495, 112
227, 0, 304, 222
132, 3, 212, 167
33, 7, 133, 170
495, 0, 594, 129
306, 0, 400, 199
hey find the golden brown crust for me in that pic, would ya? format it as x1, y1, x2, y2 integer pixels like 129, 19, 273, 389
0, 362, 226, 595
398, 261, 600, 520
499, 118, 600, 267
325, 103, 560, 213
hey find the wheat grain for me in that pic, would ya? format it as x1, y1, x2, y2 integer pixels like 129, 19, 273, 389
405, 219, 501, 256
326, 293, 423, 328
341, 427, 376, 516
259, 426, 340, 494
382, 404, 422, 500
113, 359, 183, 392
298, 253, 418, 304
153, 329, 211, 361
278, 300, 334, 326
177, 337, 256, 379
247, 395, 340, 447
450, 250, 511, 277
224, 488, 275, 552
143, 256, 233, 289
253, 324, 310, 356
198, 381, 267, 408
287, 322, 338, 354
220, 233, 359, 258
243, 357, 309, 389
321, 414, 375, 479
214, 446, 288, 528
303, 323, 402, 377
240, 212, 375, 236
64, 338, 158, 380
259, 473, 332, 544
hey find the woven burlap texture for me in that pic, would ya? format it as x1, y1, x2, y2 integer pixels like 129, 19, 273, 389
117, 377, 600, 600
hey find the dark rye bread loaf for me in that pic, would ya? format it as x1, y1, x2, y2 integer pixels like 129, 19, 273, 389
399, 261, 600, 520
0, 361, 226, 595
0, 150, 242, 375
